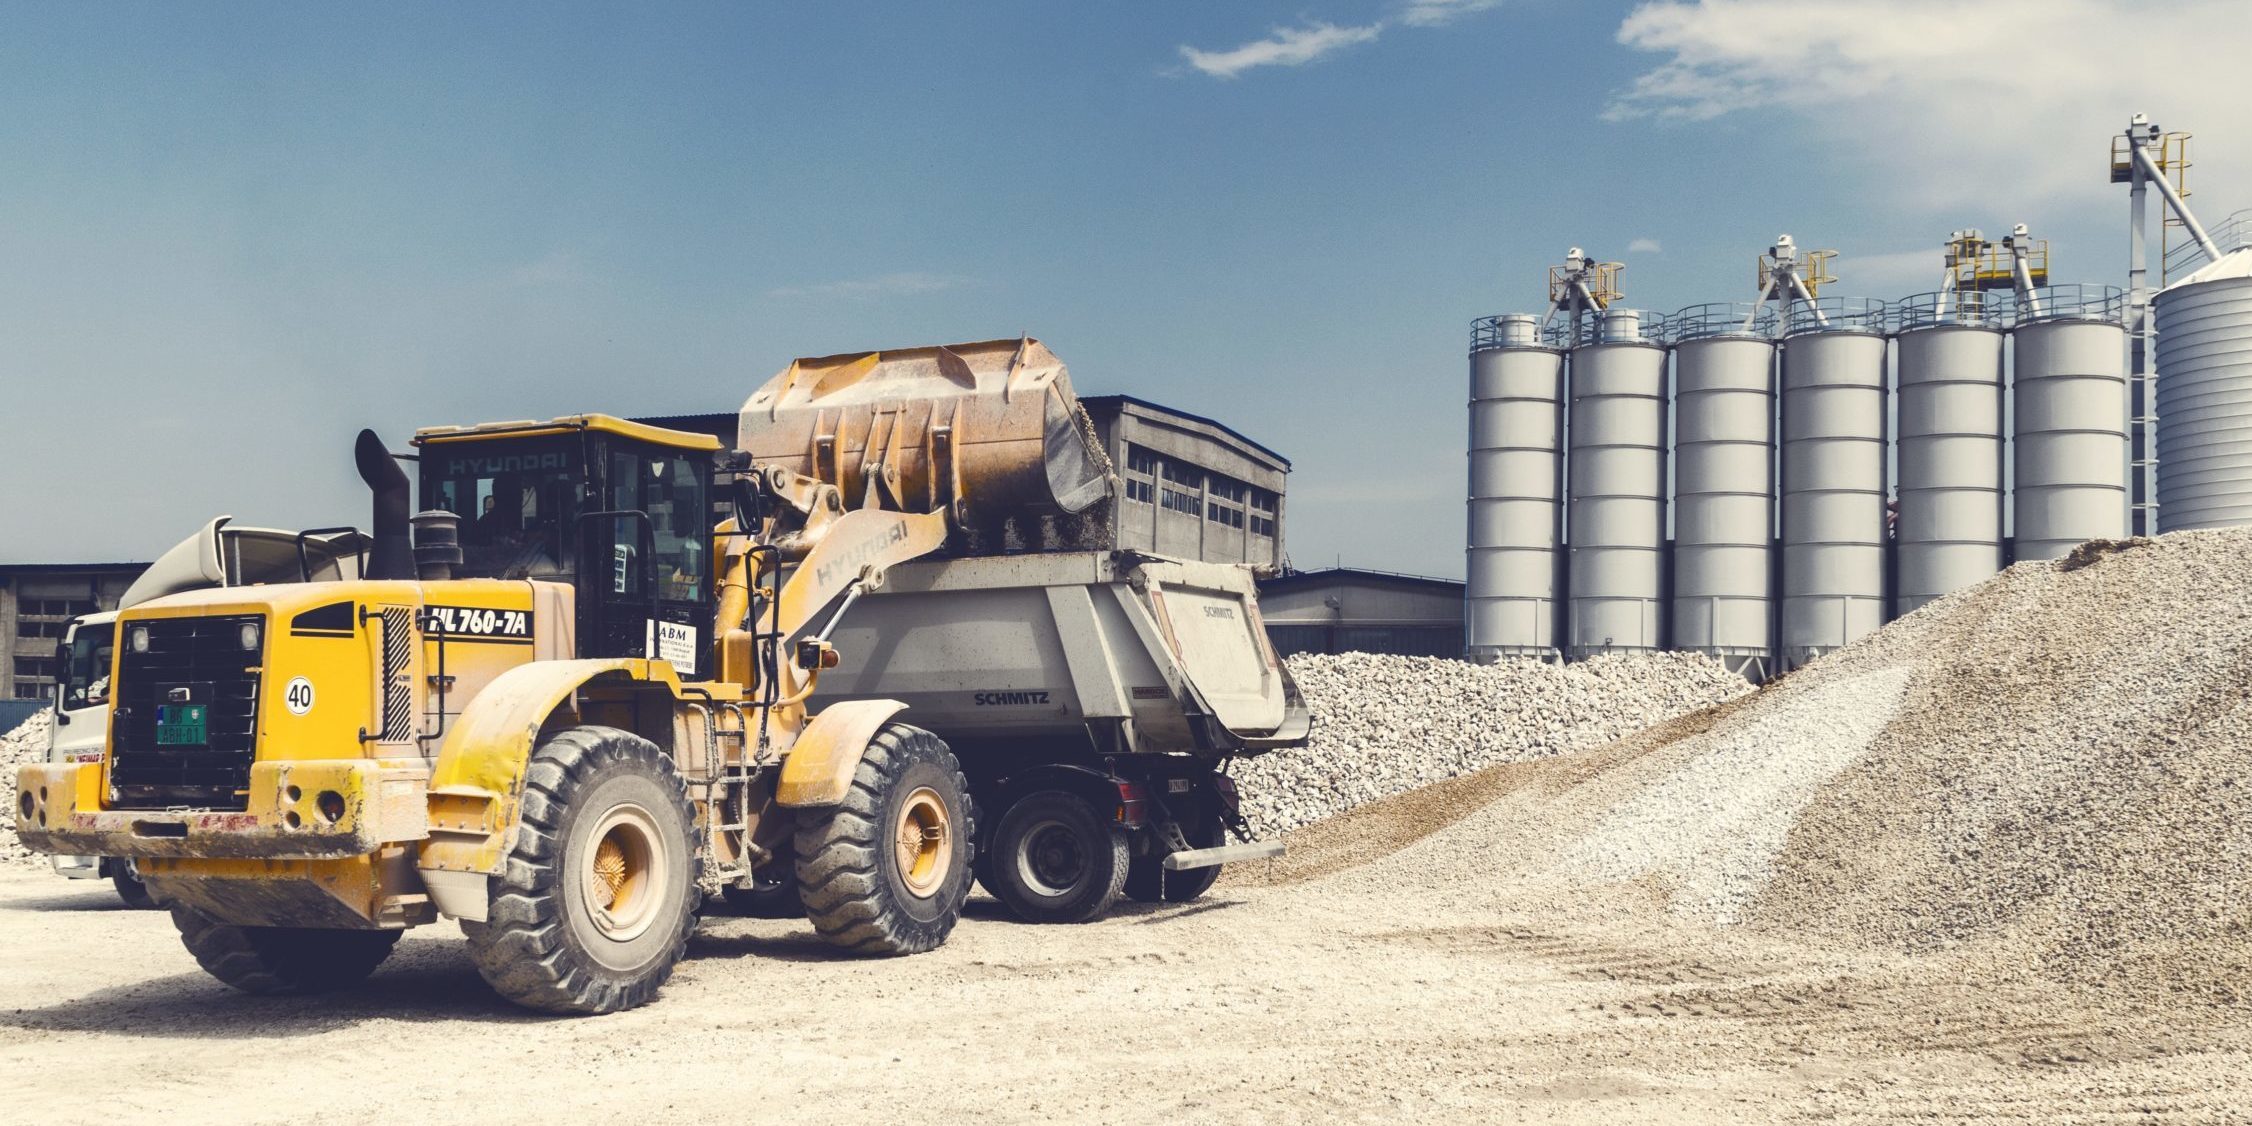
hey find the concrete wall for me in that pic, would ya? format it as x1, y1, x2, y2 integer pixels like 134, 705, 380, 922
1259, 570, 1466, 658
0, 566, 142, 700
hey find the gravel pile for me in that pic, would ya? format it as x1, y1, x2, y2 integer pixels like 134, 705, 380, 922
1235, 651, 1750, 838
1301, 527, 2252, 1009
0, 710, 54, 870
1747, 528, 2252, 1003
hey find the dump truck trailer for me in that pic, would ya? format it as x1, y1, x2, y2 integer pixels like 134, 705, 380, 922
13, 336, 1306, 1014
811, 550, 1306, 919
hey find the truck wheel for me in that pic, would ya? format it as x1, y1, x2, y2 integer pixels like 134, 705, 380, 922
719, 865, 804, 919
110, 860, 158, 909
1124, 803, 1226, 904
463, 725, 699, 1015
987, 790, 1128, 923
171, 907, 400, 994
793, 724, 973, 955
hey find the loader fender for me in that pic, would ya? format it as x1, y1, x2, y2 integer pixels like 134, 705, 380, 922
418, 658, 685, 895
775, 699, 911, 807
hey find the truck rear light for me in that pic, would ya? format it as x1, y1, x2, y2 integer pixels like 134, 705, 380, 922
1113, 780, 1149, 828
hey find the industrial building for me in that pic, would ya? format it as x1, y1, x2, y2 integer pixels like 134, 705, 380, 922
642, 390, 1290, 569
0, 562, 143, 702
1464, 114, 2252, 680
1259, 568, 1465, 658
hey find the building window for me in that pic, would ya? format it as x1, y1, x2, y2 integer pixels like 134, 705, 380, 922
1207, 474, 1248, 528
14, 657, 58, 682
1250, 489, 1279, 538
1123, 444, 1158, 506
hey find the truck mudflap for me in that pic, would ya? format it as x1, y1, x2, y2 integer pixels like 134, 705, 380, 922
1161, 839, 1285, 871
12, 759, 429, 861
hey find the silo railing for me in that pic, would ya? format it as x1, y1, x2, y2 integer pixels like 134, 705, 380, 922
2165, 208, 2252, 279
1666, 301, 1781, 342
1470, 313, 1573, 351
2002, 284, 2125, 325
1783, 296, 1887, 335
1891, 290, 2006, 329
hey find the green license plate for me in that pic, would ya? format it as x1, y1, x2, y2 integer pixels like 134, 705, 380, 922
156, 704, 208, 745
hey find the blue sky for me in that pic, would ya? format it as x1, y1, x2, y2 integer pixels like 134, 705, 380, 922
2, 1, 2245, 573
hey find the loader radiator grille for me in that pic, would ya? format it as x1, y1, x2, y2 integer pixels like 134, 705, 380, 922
109, 616, 263, 810
380, 606, 414, 741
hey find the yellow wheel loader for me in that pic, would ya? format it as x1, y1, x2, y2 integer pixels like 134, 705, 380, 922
12, 339, 1116, 1014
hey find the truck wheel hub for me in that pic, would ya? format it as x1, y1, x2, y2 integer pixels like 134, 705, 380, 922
1017, 820, 1088, 896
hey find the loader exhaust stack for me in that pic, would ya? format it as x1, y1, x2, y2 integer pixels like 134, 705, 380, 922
353, 428, 415, 581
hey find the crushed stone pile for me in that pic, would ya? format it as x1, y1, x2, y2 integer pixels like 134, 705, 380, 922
1236, 651, 1750, 838
1, 710, 55, 870
1292, 528, 2252, 1009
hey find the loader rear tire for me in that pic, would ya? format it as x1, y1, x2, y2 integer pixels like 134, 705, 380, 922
792, 724, 973, 955
171, 907, 400, 995
463, 725, 699, 1015
987, 790, 1129, 923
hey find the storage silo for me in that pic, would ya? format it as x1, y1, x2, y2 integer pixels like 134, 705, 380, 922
1668, 303, 1776, 677
2154, 253, 2252, 531
1466, 314, 1565, 660
1893, 298, 2005, 614
2015, 287, 2128, 556
1566, 308, 1666, 658
1778, 299, 1889, 668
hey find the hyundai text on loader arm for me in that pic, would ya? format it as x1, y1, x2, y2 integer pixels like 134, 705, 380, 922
13, 344, 1113, 1014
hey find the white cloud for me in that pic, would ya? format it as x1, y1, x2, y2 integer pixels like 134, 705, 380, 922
1628, 237, 1663, 253
1178, 22, 1382, 79
764, 272, 971, 300
1605, 0, 2252, 208
1398, 0, 1505, 27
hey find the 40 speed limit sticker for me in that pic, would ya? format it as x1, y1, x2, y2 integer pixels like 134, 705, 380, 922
284, 676, 316, 715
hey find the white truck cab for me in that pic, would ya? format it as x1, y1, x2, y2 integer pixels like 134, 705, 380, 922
45, 612, 149, 902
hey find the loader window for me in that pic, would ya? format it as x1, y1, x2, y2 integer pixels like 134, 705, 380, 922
423, 436, 582, 582
608, 447, 709, 604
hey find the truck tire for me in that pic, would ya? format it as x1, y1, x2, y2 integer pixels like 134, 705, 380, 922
171, 907, 400, 994
110, 860, 158, 909
987, 789, 1129, 924
793, 724, 973, 955
1124, 802, 1226, 904
463, 725, 699, 1015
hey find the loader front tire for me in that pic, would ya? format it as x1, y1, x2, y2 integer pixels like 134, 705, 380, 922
793, 724, 973, 955
463, 725, 699, 1015
171, 908, 400, 995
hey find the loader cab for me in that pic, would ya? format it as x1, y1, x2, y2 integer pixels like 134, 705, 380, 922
414, 415, 722, 679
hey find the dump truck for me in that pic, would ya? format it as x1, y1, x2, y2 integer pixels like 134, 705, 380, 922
44, 520, 369, 907
738, 342, 1308, 922
14, 336, 1304, 1013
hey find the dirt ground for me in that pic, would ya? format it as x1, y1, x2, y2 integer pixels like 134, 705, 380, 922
5, 825, 2247, 1125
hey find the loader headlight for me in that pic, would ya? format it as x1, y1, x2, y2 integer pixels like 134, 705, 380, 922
128, 626, 150, 654
238, 621, 261, 651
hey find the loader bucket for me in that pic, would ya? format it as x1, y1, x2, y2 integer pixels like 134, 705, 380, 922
737, 337, 1112, 523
